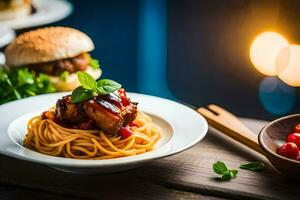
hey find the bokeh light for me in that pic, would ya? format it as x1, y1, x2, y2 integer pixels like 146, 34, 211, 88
250, 32, 289, 76
259, 77, 295, 115
276, 44, 300, 86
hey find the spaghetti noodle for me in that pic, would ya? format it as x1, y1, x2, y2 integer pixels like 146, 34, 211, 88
23, 111, 161, 159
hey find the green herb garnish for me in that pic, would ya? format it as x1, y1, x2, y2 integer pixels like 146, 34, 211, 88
71, 86, 94, 103
240, 161, 265, 171
59, 71, 69, 82
77, 71, 97, 90
96, 79, 122, 95
89, 58, 100, 70
71, 71, 121, 103
213, 161, 238, 181
0, 67, 55, 104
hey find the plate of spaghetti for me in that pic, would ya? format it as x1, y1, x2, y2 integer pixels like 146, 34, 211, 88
0, 72, 208, 173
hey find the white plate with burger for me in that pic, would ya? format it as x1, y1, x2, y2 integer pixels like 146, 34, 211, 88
0, 0, 72, 30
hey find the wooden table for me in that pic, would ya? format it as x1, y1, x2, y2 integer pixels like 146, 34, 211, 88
0, 118, 299, 200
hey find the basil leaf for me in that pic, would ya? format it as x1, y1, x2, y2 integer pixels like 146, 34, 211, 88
77, 71, 97, 90
60, 71, 69, 82
25, 90, 36, 96
13, 88, 21, 99
0, 68, 9, 82
89, 58, 101, 70
71, 86, 94, 103
17, 68, 34, 85
213, 161, 228, 175
221, 173, 232, 181
95, 79, 121, 95
213, 161, 238, 181
240, 161, 265, 171
221, 170, 238, 181
230, 170, 238, 177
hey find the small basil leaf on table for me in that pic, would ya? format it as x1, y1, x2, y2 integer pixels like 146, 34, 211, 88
213, 161, 238, 181
221, 170, 238, 180
240, 161, 265, 171
77, 71, 97, 90
96, 79, 121, 95
71, 86, 94, 103
213, 161, 228, 175
220, 170, 238, 180
221, 173, 232, 181
230, 169, 238, 177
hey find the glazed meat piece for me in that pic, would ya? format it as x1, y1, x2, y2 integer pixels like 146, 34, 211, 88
122, 102, 138, 125
83, 98, 123, 133
116, 89, 138, 125
103, 93, 137, 125
55, 91, 138, 133
55, 96, 87, 124
83, 93, 138, 133
96, 93, 138, 126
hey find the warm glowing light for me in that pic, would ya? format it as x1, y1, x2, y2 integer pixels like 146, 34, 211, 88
276, 45, 300, 86
250, 32, 289, 76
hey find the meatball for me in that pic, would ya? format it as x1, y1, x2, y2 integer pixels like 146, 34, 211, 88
55, 96, 87, 124
55, 92, 138, 133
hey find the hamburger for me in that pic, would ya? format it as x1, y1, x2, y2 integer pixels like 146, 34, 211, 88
0, 0, 31, 20
4, 26, 102, 91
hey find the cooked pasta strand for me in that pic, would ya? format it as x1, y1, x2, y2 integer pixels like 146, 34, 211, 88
23, 111, 161, 159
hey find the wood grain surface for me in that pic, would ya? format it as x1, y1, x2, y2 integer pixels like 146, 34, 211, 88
0, 119, 298, 200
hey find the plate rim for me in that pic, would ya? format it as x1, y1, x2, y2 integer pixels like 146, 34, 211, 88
0, 0, 73, 30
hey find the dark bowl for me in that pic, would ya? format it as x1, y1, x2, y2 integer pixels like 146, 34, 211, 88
258, 114, 300, 177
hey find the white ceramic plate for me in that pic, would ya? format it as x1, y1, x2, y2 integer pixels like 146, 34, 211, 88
0, 52, 5, 65
0, 92, 208, 173
0, 0, 73, 30
0, 25, 15, 48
